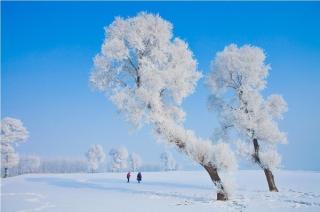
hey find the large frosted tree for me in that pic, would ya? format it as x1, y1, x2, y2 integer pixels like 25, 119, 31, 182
1, 117, 29, 177
86, 144, 106, 172
90, 12, 236, 200
207, 44, 288, 192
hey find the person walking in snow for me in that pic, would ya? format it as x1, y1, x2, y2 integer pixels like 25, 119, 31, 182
137, 172, 142, 183
127, 172, 131, 183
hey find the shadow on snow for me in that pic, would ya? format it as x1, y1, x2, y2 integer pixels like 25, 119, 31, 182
25, 176, 214, 203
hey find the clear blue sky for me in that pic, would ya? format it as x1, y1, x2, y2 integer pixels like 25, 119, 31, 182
2, 2, 320, 170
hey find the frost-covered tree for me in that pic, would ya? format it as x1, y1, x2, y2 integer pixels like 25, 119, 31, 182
109, 147, 129, 172
18, 155, 41, 174
1, 117, 29, 177
128, 152, 142, 171
1, 145, 19, 177
90, 12, 236, 200
86, 144, 106, 172
160, 151, 177, 171
39, 158, 87, 173
207, 44, 288, 192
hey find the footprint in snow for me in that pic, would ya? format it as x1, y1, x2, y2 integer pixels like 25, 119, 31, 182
176, 200, 193, 205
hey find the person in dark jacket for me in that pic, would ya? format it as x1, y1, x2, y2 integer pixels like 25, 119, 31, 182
127, 172, 131, 183
137, 172, 142, 183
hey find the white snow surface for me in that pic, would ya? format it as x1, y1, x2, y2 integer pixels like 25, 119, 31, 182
1, 170, 320, 212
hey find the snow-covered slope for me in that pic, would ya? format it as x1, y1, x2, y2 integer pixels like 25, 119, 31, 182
1, 170, 320, 212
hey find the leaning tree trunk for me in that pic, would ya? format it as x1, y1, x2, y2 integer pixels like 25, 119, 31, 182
253, 138, 279, 192
156, 125, 229, 201
202, 164, 228, 200
153, 105, 229, 201
264, 168, 278, 192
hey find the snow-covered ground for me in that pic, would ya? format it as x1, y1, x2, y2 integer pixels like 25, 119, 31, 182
1, 170, 320, 212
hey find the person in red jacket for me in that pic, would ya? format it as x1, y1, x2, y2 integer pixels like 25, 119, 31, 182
127, 172, 131, 183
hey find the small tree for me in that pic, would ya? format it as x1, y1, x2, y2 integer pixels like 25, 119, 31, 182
86, 144, 106, 173
160, 151, 177, 171
207, 44, 288, 192
109, 147, 129, 172
18, 155, 41, 174
90, 12, 236, 200
39, 158, 87, 173
128, 152, 142, 172
1, 117, 29, 178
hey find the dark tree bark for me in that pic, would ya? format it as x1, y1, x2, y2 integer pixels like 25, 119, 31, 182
252, 138, 279, 192
156, 125, 228, 201
4, 168, 8, 178
264, 168, 279, 192
202, 164, 228, 200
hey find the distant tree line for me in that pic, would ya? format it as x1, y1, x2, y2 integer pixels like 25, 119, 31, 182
0, 118, 178, 177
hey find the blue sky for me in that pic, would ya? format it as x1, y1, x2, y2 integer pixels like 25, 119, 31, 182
2, 2, 320, 170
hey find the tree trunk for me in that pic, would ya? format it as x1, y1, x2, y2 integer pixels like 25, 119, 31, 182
4, 168, 8, 178
264, 168, 279, 192
252, 138, 279, 192
202, 164, 228, 201
154, 122, 229, 200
